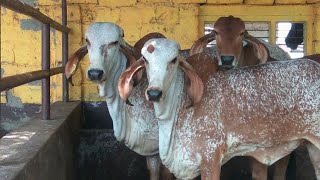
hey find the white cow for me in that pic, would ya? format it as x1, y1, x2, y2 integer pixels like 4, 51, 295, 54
65, 22, 171, 180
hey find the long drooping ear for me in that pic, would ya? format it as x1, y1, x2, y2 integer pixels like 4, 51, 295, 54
65, 45, 88, 85
118, 59, 145, 104
178, 57, 204, 108
244, 31, 269, 64
189, 32, 215, 56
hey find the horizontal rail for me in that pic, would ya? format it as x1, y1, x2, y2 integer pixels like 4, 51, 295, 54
0, 0, 70, 33
0, 67, 64, 92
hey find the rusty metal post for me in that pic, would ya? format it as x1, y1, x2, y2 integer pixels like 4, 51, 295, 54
42, 23, 50, 120
62, 0, 69, 102
0, 6, 2, 122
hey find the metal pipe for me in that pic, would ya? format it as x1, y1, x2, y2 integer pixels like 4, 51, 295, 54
0, 67, 64, 92
0, 0, 70, 32
42, 23, 50, 120
0, 6, 2, 123
62, 0, 69, 102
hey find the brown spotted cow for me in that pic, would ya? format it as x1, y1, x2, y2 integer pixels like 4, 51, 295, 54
119, 38, 320, 180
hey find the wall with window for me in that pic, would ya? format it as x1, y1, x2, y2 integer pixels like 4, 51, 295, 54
1, 0, 320, 105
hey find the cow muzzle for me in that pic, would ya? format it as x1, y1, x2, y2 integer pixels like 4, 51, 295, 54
220, 55, 235, 69
146, 89, 163, 102
221, 56, 234, 66
88, 69, 104, 81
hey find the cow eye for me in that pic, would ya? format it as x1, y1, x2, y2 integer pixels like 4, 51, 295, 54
240, 32, 245, 36
170, 58, 177, 64
108, 41, 118, 48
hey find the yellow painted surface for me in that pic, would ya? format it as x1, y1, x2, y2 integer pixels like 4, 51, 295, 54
244, 0, 274, 5
1, 0, 320, 104
276, 0, 308, 4
173, 0, 206, 3
207, 0, 242, 4
99, 0, 136, 7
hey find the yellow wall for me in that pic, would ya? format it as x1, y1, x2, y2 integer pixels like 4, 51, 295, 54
1, 0, 320, 105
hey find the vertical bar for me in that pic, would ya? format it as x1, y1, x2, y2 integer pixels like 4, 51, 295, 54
0, 6, 2, 123
62, 0, 69, 102
270, 21, 276, 45
42, 23, 50, 120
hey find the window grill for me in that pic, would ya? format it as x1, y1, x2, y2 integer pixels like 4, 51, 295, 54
276, 22, 304, 58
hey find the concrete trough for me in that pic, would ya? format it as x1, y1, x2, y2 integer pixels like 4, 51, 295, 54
0, 101, 316, 180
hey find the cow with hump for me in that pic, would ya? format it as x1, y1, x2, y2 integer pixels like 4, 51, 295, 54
65, 22, 173, 180
118, 38, 320, 180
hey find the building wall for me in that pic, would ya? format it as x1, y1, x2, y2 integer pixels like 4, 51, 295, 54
1, 0, 320, 105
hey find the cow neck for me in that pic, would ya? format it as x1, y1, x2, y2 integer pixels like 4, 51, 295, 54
102, 52, 159, 156
104, 52, 129, 141
153, 68, 185, 164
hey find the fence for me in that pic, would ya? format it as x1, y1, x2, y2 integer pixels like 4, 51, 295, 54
0, 0, 70, 120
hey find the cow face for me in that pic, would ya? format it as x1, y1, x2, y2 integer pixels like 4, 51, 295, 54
214, 16, 246, 68
85, 23, 124, 83
142, 38, 180, 102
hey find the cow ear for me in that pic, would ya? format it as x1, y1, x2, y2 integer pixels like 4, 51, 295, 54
65, 45, 88, 85
118, 59, 145, 105
189, 32, 215, 56
178, 57, 204, 108
244, 32, 269, 64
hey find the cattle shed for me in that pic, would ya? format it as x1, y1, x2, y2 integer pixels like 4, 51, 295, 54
0, 0, 319, 179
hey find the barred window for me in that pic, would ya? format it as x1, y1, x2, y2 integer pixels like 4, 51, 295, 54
276, 22, 304, 58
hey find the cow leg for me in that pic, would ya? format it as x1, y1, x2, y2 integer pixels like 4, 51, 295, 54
306, 143, 320, 179
272, 156, 290, 180
201, 165, 220, 180
146, 155, 161, 180
201, 153, 221, 180
250, 158, 267, 180
160, 164, 175, 180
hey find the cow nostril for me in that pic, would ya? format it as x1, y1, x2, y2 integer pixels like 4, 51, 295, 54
221, 56, 235, 66
147, 90, 162, 102
88, 69, 104, 81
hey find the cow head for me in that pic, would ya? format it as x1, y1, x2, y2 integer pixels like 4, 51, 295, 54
118, 38, 204, 107
190, 16, 269, 68
85, 23, 125, 82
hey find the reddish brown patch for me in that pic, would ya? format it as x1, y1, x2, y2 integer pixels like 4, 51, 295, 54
147, 44, 155, 53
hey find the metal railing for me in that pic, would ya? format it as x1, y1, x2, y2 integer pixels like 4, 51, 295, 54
0, 0, 70, 120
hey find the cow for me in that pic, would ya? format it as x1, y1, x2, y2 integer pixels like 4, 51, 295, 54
118, 38, 320, 180
65, 22, 172, 180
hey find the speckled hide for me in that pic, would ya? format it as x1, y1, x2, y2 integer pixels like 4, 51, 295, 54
166, 59, 320, 179
126, 39, 320, 180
